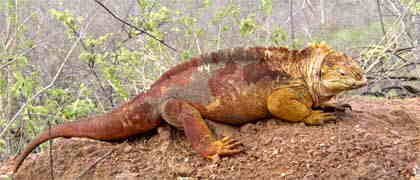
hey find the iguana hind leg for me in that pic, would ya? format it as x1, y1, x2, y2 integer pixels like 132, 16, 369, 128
267, 88, 336, 125
160, 98, 241, 159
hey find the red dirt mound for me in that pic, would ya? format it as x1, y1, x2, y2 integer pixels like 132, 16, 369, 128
1, 96, 420, 179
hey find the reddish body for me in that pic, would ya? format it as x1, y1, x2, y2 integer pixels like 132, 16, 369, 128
13, 45, 367, 173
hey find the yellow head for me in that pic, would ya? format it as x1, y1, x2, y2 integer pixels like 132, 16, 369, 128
319, 52, 367, 97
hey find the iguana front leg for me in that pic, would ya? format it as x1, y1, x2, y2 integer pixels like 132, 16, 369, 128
267, 88, 335, 125
160, 99, 241, 159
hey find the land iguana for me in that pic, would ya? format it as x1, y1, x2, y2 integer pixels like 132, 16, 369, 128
13, 42, 367, 173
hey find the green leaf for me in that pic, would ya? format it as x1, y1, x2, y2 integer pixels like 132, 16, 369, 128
48, 88, 68, 98
79, 83, 92, 97
29, 105, 50, 114
11, 71, 38, 97
49, 9, 80, 38
270, 27, 288, 45
79, 51, 95, 62
239, 15, 257, 36
63, 99, 95, 119
17, 56, 29, 64
203, 0, 212, 8
261, 0, 273, 15
212, 3, 240, 24
0, 79, 6, 93
180, 50, 192, 60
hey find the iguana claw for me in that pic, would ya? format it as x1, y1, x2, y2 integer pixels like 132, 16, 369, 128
221, 136, 242, 150
304, 110, 336, 125
208, 136, 242, 160
318, 103, 352, 112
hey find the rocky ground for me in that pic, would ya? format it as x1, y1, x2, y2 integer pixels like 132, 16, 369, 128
1, 96, 419, 180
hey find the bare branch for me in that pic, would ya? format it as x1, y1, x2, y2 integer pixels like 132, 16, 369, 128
289, 0, 295, 44
1, 11, 39, 69
0, 58, 17, 69
376, 0, 387, 39
0, 43, 39, 70
93, 0, 177, 52
76, 148, 116, 180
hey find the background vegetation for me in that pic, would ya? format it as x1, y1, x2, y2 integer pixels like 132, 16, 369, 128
0, 0, 419, 158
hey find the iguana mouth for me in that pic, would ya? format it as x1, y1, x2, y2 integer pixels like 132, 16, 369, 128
323, 77, 367, 90
351, 78, 367, 89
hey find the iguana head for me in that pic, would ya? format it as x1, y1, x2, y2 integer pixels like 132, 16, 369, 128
319, 52, 367, 97
304, 42, 367, 105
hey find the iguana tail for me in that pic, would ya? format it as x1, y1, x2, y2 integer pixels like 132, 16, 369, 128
13, 117, 104, 173
13, 107, 161, 173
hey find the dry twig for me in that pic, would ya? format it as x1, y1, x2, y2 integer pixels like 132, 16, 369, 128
93, 0, 177, 52
76, 148, 116, 180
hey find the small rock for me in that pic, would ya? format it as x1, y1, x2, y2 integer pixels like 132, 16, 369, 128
240, 123, 257, 133
123, 145, 133, 153
173, 164, 194, 176
157, 124, 172, 151
177, 177, 196, 180
262, 137, 272, 145
115, 173, 139, 180
206, 120, 239, 138
157, 124, 172, 141
265, 119, 278, 128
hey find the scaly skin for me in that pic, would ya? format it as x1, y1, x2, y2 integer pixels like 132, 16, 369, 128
13, 42, 367, 173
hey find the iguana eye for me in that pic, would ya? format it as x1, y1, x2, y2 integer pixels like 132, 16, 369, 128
337, 69, 346, 76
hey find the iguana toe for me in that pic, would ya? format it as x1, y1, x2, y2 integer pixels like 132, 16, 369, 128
304, 110, 336, 125
318, 103, 352, 112
207, 136, 242, 160
221, 136, 242, 149
339, 103, 352, 111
